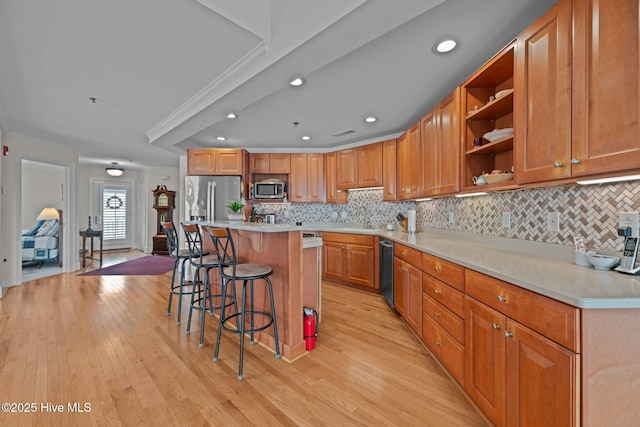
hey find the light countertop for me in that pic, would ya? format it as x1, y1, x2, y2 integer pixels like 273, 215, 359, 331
197, 221, 640, 309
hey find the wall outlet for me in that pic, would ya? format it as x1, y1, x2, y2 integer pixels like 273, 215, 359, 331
340, 211, 348, 220
619, 212, 640, 237
448, 211, 455, 224
547, 212, 560, 232
331, 211, 338, 220
502, 212, 511, 229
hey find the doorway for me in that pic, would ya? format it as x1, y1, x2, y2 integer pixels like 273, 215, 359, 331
91, 179, 134, 250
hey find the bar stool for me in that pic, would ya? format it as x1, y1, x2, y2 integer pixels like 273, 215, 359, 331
182, 223, 236, 348
206, 226, 281, 380
162, 221, 197, 325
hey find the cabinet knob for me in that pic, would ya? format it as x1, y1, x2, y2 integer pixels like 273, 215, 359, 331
553, 161, 564, 168
434, 289, 441, 295
435, 340, 441, 346
504, 331, 513, 338
402, 250, 407, 256
497, 295, 507, 302
570, 158, 582, 165
434, 311, 441, 317
492, 322, 500, 330
434, 265, 442, 272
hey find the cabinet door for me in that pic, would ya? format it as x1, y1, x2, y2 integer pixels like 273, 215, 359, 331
393, 258, 408, 317
421, 110, 438, 197
345, 244, 374, 287
269, 153, 290, 173
187, 149, 216, 175
307, 154, 325, 203
250, 153, 270, 173
215, 150, 243, 175
438, 89, 461, 195
357, 142, 383, 187
465, 297, 506, 427
382, 139, 397, 201
398, 122, 422, 199
505, 320, 578, 427
322, 242, 345, 282
572, 0, 640, 177
325, 152, 347, 203
405, 262, 422, 338
336, 148, 357, 190
289, 153, 308, 202
515, 0, 572, 184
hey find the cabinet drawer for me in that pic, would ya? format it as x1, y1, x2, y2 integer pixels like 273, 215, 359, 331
422, 253, 464, 291
423, 293, 464, 344
322, 232, 373, 246
422, 274, 464, 318
422, 313, 464, 385
395, 243, 422, 268
465, 269, 580, 352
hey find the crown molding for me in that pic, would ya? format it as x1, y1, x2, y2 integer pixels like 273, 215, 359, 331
146, 40, 270, 143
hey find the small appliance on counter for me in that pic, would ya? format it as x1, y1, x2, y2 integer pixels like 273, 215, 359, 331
265, 214, 276, 224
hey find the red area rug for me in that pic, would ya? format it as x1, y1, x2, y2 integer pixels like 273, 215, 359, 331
79, 255, 174, 276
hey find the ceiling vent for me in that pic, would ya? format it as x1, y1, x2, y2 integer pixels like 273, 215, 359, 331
333, 129, 356, 137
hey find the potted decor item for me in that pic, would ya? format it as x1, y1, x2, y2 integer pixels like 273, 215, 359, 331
226, 198, 245, 222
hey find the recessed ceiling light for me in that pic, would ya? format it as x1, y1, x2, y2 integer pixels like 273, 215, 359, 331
364, 116, 377, 123
289, 77, 305, 87
226, 113, 237, 119
435, 39, 457, 53
216, 136, 227, 141
301, 136, 311, 141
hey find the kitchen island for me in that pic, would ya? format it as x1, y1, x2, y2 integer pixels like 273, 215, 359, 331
195, 221, 322, 360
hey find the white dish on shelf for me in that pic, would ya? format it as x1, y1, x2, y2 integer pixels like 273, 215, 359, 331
495, 89, 511, 99
483, 128, 514, 142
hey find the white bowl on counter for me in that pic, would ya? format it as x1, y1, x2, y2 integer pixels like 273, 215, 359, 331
587, 254, 620, 270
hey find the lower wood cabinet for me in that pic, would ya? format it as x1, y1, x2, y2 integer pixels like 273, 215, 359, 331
394, 244, 422, 337
322, 233, 374, 288
464, 270, 578, 427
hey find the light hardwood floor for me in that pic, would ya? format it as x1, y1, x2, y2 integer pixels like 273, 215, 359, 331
0, 251, 486, 426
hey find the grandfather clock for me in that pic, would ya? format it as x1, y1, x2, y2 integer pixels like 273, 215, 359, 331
152, 185, 176, 255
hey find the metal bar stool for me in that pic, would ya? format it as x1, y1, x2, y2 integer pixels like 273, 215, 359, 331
182, 223, 237, 348
206, 226, 281, 380
162, 221, 197, 325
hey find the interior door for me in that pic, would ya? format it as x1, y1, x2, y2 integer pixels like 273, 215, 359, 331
92, 180, 133, 250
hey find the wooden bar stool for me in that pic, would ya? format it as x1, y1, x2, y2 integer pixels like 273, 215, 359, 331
161, 221, 197, 325
206, 226, 281, 380
182, 223, 236, 348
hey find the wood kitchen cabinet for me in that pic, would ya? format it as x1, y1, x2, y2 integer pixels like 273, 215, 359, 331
393, 244, 422, 337
187, 148, 244, 175
397, 122, 422, 199
249, 153, 290, 174
289, 153, 324, 203
382, 139, 397, 201
336, 142, 383, 190
464, 269, 579, 427
461, 43, 515, 191
322, 232, 374, 288
421, 89, 461, 197
514, 0, 572, 184
325, 151, 347, 204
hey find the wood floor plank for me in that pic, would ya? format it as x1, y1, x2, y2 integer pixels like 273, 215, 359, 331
1, 251, 486, 426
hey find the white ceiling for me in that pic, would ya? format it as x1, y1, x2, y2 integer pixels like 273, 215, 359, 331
0, 0, 557, 171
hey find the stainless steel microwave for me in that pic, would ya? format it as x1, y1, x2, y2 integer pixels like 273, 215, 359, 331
254, 181, 285, 199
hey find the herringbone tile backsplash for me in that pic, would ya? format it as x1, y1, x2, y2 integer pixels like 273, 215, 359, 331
255, 182, 640, 253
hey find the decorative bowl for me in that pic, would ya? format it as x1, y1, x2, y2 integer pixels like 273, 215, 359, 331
483, 128, 514, 142
483, 174, 514, 184
587, 254, 620, 270
495, 89, 511, 99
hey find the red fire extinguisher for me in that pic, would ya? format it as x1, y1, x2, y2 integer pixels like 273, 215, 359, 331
303, 308, 319, 350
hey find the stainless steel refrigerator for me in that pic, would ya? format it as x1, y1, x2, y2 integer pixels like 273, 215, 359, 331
184, 176, 242, 222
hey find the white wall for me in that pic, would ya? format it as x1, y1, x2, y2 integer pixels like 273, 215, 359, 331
22, 160, 64, 227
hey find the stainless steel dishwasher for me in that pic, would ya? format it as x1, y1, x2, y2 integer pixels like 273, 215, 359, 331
379, 238, 394, 308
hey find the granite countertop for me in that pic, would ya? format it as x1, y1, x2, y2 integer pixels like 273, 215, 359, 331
197, 221, 640, 309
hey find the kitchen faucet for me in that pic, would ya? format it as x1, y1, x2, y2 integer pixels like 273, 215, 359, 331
357, 206, 371, 229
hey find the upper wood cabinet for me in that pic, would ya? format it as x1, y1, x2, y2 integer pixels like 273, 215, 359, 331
325, 152, 347, 204
382, 139, 398, 201
461, 44, 515, 191
336, 142, 383, 190
289, 153, 324, 203
571, 0, 640, 178
187, 149, 244, 175
514, 0, 572, 184
398, 122, 422, 199
421, 89, 461, 197
249, 153, 291, 174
